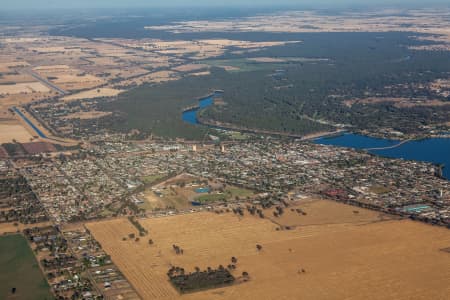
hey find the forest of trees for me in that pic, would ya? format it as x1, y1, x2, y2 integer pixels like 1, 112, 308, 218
98, 31, 450, 139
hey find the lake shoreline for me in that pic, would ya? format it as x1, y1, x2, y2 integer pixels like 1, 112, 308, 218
315, 132, 450, 180
181, 92, 449, 180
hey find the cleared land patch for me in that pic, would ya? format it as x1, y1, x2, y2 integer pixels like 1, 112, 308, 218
33, 66, 104, 91
139, 174, 255, 210
0, 82, 50, 95
0, 221, 53, 235
62, 111, 113, 120
62, 88, 124, 102
112, 70, 178, 87
343, 97, 450, 108
172, 64, 209, 73
87, 200, 450, 300
0, 61, 29, 72
0, 122, 33, 143
0, 234, 53, 300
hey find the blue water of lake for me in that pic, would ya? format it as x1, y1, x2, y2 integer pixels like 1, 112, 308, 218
315, 133, 450, 180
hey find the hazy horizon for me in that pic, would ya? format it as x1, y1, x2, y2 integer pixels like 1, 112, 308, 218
2, 0, 450, 11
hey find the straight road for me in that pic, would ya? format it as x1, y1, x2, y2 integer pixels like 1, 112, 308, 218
25, 68, 68, 95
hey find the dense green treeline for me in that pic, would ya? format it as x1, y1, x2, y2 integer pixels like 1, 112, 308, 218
101, 32, 450, 139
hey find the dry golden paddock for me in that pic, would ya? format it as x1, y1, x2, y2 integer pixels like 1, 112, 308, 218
0, 121, 33, 143
87, 199, 450, 300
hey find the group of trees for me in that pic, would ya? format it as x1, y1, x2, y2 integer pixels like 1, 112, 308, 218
127, 216, 148, 236
0, 176, 48, 224
50, 30, 450, 141
172, 244, 184, 255
167, 264, 235, 293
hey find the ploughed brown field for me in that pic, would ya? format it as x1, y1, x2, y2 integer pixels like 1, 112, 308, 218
87, 199, 450, 300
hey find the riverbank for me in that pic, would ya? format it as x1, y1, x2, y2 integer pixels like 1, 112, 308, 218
315, 133, 450, 180
354, 129, 450, 142
182, 90, 450, 143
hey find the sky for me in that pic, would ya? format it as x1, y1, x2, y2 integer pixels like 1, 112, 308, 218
3, 0, 450, 10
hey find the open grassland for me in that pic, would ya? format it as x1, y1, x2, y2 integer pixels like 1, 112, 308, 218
87, 200, 450, 300
140, 174, 255, 210
0, 122, 33, 143
0, 82, 50, 95
172, 64, 209, 73
195, 186, 254, 203
33, 65, 104, 91
62, 88, 124, 102
0, 92, 55, 113
62, 111, 112, 120
0, 61, 29, 73
0, 90, 54, 144
13, 108, 51, 138
112, 70, 178, 87
0, 221, 53, 235
0, 234, 53, 300
144, 9, 450, 45
142, 188, 191, 211
0, 73, 36, 84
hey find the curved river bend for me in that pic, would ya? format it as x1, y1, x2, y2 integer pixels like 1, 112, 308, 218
182, 96, 449, 180
182, 94, 215, 125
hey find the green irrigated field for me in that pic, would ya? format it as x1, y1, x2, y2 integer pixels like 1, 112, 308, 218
0, 234, 53, 300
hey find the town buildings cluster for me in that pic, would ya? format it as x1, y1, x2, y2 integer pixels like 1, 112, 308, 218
3, 137, 447, 227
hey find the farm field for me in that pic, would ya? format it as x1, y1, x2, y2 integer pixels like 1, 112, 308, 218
112, 70, 178, 87
0, 92, 53, 114
172, 64, 209, 73
87, 199, 450, 300
13, 107, 51, 138
0, 234, 53, 300
0, 61, 29, 72
0, 82, 50, 95
0, 73, 36, 84
0, 122, 33, 143
33, 65, 104, 91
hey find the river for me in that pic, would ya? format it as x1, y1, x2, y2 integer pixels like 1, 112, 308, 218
181, 96, 449, 180
182, 93, 216, 125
